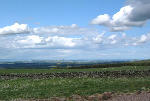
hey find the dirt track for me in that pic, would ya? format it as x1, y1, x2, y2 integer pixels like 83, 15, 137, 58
107, 92, 150, 101
42, 92, 150, 101
12, 91, 150, 101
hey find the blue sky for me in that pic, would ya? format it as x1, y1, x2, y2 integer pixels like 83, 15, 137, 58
0, 0, 125, 27
0, 0, 150, 60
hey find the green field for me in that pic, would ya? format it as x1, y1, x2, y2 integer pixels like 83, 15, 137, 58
0, 66, 150, 100
0, 77, 150, 100
0, 66, 149, 74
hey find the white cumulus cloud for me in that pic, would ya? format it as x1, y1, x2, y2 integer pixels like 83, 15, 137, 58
91, 14, 110, 26
18, 35, 43, 45
91, 0, 150, 31
0, 23, 30, 35
45, 36, 76, 48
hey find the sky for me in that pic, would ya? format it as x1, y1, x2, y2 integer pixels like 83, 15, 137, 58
0, 0, 150, 60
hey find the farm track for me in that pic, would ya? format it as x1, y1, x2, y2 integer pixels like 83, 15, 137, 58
10, 91, 150, 101
0, 70, 150, 79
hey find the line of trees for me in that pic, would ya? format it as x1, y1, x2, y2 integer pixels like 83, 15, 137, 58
68, 62, 150, 69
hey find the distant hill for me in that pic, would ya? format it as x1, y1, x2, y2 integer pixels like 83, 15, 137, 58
69, 59, 150, 69
134, 59, 150, 63
0, 59, 149, 69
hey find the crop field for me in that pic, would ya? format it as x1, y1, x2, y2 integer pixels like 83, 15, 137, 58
0, 66, 150, 100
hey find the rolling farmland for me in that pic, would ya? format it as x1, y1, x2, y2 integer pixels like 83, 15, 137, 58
0, 64, 150, 100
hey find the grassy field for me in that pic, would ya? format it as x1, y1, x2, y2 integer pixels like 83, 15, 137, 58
0, 66, 149, 74
0, 66, 150, 100
0, 77, 150, 100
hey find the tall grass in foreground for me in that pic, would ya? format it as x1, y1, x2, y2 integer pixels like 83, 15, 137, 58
0, 77, 150, 100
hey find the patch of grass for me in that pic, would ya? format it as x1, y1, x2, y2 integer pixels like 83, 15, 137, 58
0, 66, 149, 74
0, 77, 150, 100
